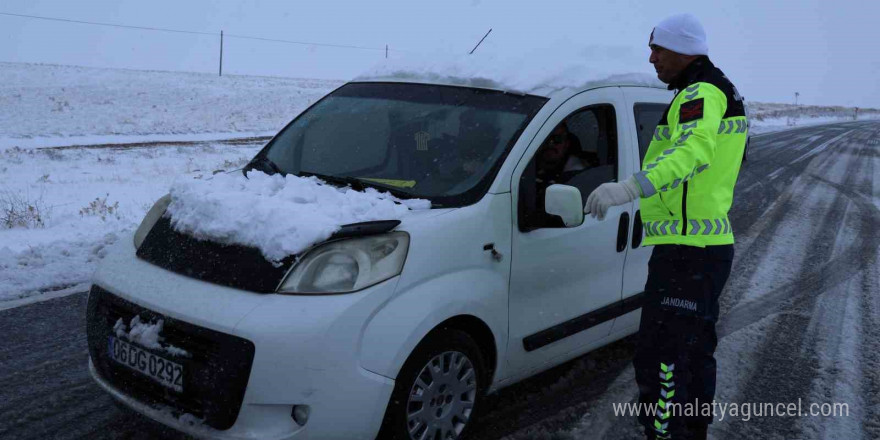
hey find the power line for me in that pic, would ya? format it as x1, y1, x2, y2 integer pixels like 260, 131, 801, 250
0, 11, 409, 53
224, 33, 385, 52
0, 11, 214, 36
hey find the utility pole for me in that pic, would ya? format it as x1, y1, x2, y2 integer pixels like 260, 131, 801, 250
219, 30, 224, 77
386, 44, 388, 59
469, 28, 492, 55
795, 92, 799, 106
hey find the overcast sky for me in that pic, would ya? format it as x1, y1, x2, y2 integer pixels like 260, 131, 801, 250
2, 0, 878, 108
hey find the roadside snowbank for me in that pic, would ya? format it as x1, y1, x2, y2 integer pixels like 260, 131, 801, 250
750, 115, 880, 135
0, 141, 264, 302
1, 131, 275, 150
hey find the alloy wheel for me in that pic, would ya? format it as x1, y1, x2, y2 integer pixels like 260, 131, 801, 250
405, 350, 477, 440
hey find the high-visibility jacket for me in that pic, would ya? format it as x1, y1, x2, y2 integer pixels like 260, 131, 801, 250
632, 57, 748, 247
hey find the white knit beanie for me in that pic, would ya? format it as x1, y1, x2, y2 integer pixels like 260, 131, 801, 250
650, 13, 709, 56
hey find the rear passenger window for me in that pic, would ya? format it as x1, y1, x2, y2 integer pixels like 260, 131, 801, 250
633, 103, 667, 162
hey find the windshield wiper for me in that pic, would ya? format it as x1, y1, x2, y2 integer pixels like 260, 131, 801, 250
242, 165, 433, 206
243, 155, 284, 177
299, 171, 420, 202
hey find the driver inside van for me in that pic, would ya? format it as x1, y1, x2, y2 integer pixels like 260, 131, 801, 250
533, 121, 601, 227
536, 122, 598, 188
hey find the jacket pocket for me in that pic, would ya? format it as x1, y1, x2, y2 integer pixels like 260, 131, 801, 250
658, 191, 675, 216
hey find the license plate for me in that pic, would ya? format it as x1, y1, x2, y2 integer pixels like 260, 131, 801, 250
108, 336, 184, 392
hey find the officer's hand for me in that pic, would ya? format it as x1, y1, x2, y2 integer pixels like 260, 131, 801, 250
584, 177, 640, 220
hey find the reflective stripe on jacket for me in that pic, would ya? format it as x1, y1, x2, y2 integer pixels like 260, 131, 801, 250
633, 57, 747, 247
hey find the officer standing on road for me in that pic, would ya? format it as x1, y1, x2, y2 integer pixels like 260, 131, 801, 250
584, 13, 748, 440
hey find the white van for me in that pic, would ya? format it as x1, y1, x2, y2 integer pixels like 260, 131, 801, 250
86, 66, 674, 440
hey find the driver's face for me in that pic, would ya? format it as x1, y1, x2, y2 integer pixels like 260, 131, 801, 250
540, 127, 571, 164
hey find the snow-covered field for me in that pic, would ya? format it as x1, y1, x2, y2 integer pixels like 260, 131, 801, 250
0, 62, 875, 304
748, 102, 880, 134
751, 102, 878, 123
0, 141, 265, 303
0, 61, 341, 148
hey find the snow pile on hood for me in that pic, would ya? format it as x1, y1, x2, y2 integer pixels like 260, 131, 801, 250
356, 45, 663, 95
113, 316, 189, 357
165, 171, 431, 262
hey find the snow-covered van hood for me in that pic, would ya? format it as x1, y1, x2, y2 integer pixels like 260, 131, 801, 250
134, 171, 444, 293
163, 171, 432, 263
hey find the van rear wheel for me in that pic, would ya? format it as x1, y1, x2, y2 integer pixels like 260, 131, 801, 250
379, 328, 486, 440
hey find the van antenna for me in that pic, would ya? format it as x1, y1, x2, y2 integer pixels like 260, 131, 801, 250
469, 29, 492, 54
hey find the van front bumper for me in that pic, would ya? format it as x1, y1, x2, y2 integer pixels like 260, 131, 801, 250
87, 236, 398, 439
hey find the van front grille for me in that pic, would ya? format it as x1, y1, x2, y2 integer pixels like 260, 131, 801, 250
86, 285, 255, 430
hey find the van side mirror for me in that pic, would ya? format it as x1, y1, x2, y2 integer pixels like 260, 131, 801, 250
545, 184, 584, 227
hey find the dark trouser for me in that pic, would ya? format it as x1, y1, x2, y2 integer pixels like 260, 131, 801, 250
634, 244, 734, 439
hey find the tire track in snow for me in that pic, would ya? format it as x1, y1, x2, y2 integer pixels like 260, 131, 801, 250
722, 126, 847, 313
857, 259, 880, 439
719, 130, 880, 337
473, 338, 638, 440
821, 128, 880, 438
729, 127, 847, 251
0, 356, 92, 415
716, 125, 879, 440
855, 126, 880, 438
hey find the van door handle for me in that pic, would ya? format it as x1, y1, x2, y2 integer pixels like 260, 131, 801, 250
483, 243, 503, 262
632, 210, 643, 249
616, 212, 629, 253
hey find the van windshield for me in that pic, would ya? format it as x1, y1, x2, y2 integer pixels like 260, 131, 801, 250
255, 82, 547, 207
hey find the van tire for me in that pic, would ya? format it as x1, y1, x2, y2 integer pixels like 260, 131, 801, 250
378, 328, 487, 440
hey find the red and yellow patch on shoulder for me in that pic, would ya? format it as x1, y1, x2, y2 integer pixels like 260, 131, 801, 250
679, 98, 704, 123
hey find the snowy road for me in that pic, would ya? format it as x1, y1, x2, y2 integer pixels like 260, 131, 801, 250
0, 121, 877, 440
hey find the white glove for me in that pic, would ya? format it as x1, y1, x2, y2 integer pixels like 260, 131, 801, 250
584, 177, 641, 220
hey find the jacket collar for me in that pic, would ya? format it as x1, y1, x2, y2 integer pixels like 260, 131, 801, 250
668, 56, 713, 92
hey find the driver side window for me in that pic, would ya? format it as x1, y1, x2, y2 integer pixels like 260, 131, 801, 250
518, 104, 618, 230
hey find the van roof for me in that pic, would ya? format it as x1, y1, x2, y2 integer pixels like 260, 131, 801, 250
352, 47, 667, 98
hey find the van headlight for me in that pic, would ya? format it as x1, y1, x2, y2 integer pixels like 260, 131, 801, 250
133, 194, 172, 250
277, 232, 409, 294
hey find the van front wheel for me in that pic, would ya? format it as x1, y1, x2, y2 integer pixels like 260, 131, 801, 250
379, 329, 486, 440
